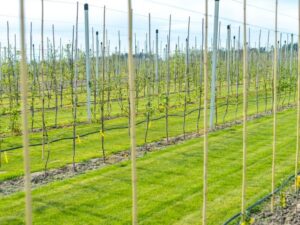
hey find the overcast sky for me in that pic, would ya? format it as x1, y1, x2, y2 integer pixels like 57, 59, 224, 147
0, 0, 298, 55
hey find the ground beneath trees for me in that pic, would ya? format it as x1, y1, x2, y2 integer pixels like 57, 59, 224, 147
0, 131, 200, 195
254, 190, 300, 224
0, 105, 293, 197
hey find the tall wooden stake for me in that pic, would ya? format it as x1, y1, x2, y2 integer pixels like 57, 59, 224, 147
165, 15, 171, 143
271, 0, 278, 213
295, 0, 300, 192
203, 0, 208, 224
241, 0, 248, 222
20, 0, 32, 224
101, 6, 106, 162
128, 1, 138, 224
41, 0, 45, 160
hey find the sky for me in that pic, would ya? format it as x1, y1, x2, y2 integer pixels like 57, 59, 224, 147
0, 0, 298, 56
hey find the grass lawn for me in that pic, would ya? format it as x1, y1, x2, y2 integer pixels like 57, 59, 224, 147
0, 107, 297, 224
0, 89, 275, 181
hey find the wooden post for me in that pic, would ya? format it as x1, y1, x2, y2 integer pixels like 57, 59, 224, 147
19, 0, 32, 224
295, 0, 300, 192
165, 15, 171, 143
241, 0, 248, 221
101, 6, 106, 162
127, 1, 138, 224
203, 0, 208, 224
41, 0, 46, 160
271, 0, 278, 213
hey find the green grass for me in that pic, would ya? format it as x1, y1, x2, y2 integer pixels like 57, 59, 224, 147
0, 107, 297, 224
0, 88, 278, 181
